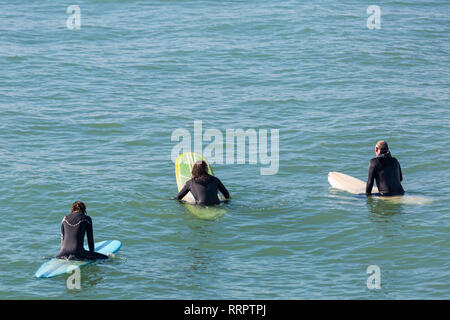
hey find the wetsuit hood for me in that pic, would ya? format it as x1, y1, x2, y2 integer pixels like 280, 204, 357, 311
377, 150, 391, 158
64, 211, 87, 225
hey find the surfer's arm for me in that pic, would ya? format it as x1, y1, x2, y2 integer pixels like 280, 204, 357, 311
175, 182, 190, 201
86, 216, 95, 252
366, 160, 376, 195
217, 179, 230, 200
398, 161, 403, 182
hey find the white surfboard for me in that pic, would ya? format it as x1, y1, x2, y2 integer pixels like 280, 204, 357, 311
328, 172, 432, 205
328, 171, 378, 195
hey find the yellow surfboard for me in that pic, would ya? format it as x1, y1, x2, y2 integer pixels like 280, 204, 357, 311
175, 152, 226, 220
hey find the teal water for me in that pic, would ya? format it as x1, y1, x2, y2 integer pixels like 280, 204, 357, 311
0, 0, 449, 299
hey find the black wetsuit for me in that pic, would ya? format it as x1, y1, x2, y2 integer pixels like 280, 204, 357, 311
56, 211, 108, 260
366, 151, 405, 196
175, 175, 230, 205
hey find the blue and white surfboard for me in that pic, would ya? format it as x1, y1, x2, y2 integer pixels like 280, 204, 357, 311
35, 240, 122, 278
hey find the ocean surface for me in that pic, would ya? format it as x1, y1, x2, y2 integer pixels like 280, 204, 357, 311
0, 0, 448, 299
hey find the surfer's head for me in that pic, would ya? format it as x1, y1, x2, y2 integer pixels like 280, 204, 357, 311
191, 160, 209, 180
375, 140, 389, 156
71, 201, 86, 214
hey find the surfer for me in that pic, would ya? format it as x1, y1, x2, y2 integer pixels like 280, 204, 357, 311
56, 201, 108, 260
366, 140, 405, 196
175, 160, 230, 205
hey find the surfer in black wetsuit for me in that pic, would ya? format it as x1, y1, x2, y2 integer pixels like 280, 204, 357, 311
366, 140, 405, 196
56, 201, 108, 260
175, 160, 230, 205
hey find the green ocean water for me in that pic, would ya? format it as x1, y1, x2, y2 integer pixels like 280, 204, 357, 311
0, 0, 449, 299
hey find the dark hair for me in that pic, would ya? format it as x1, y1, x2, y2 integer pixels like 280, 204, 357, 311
191, 161, 210, 181
71, 201, 86, 214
